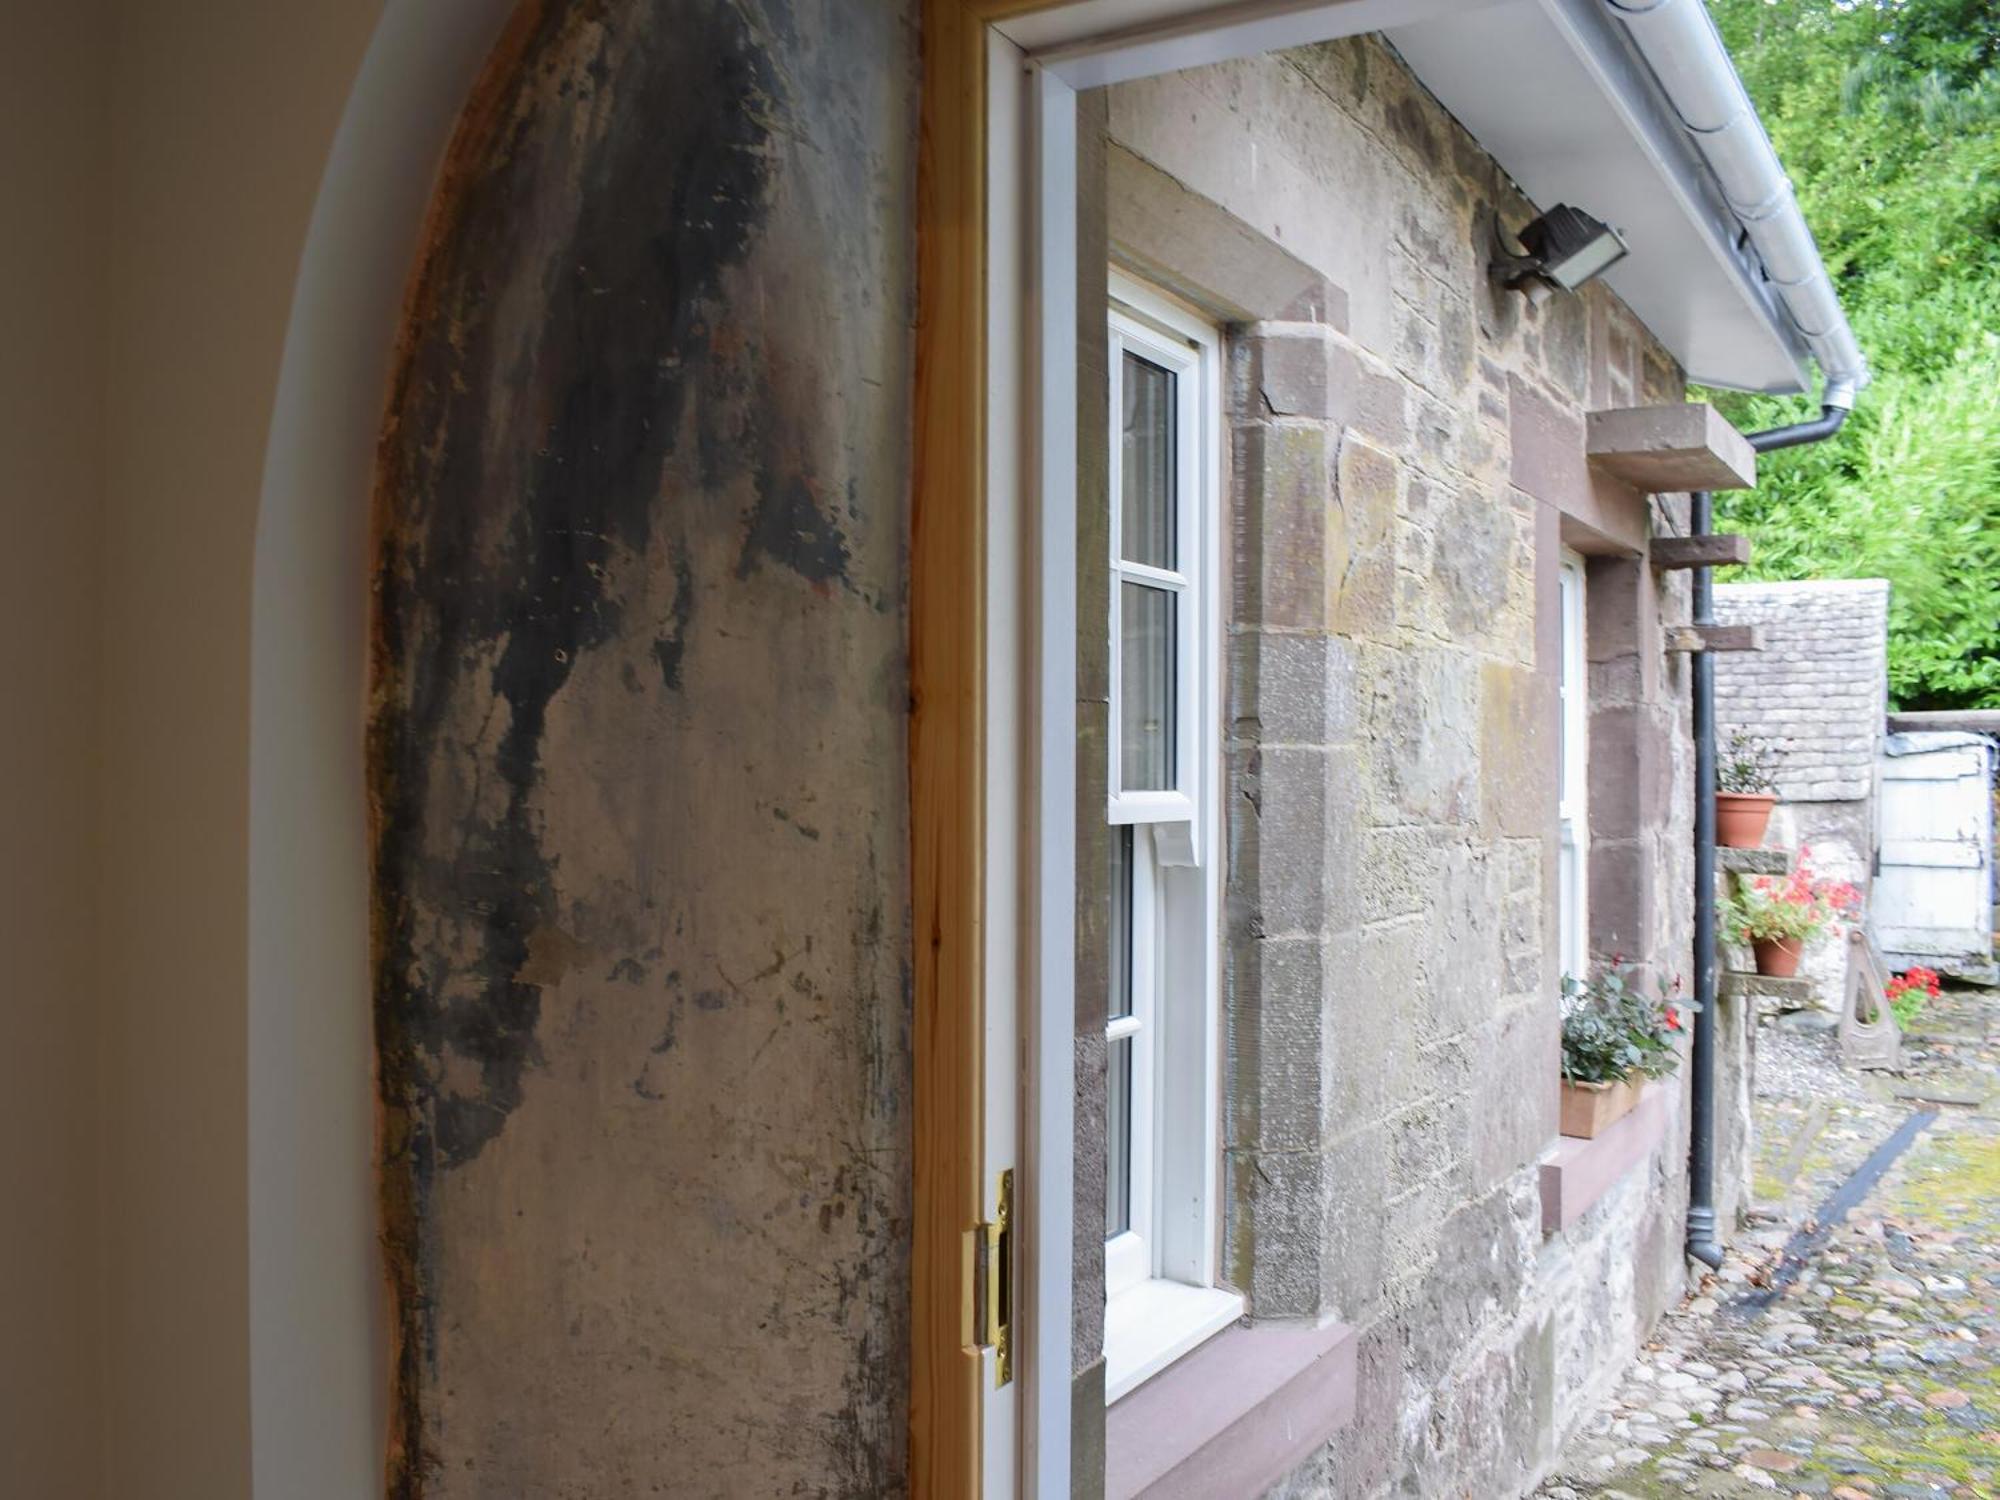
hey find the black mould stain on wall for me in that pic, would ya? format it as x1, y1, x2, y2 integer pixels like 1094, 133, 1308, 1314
368, 0, 915, 1492
375, 0, 778, 1179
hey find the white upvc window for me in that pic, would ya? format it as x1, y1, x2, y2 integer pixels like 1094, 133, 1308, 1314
1103, 273, 1240, 1404
1557, 552, 1589, 983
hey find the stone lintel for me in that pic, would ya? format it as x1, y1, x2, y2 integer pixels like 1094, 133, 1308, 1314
1106, 1319, 1358, 1499
1718, 846, 1789, 877
1649, 533, 1751, 571
1108, 142, 1342, 326
1587, 403, 1757, 492
1538, 1081, 1673, 1235
1664, 623, 1764, 654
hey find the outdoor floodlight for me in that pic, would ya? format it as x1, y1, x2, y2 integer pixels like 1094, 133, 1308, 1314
1492, 204, 1630, 304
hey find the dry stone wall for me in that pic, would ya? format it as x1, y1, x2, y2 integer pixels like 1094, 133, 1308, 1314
1715, 579, 1889, 803
1715, 580, 1890, 1005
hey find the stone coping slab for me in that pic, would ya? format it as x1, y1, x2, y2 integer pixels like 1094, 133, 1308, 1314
1539, 1080, 1675, 1235
1721, 971, 1813, 1003
1718, 847, 1789, 876
1105, 1316, 1357, 1498
1586, 403, 1756, 491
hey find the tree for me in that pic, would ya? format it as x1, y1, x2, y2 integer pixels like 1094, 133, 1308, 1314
1703, 0, 2000, 708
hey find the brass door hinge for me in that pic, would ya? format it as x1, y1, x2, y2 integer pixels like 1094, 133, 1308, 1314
974, 1169, 1014, 1387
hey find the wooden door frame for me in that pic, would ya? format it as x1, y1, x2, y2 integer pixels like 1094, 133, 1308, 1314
912, 0, 1437, 1488
910, 3, 1053, 1492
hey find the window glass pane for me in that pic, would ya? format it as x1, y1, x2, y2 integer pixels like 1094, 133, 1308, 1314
1121, 351, 1175, 569
1557, 580, 1570, 798
1120, 582, 1175, 792
1106, 1036, 1132, 1237
1109, 827, 1133, 1020
1558, 831, 1577, 979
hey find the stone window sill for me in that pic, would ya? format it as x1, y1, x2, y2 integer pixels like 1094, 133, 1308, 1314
1538, 1080, 1675, 1235
1104, 1316, 1357, 1499
1104, 1281, 1245, 1404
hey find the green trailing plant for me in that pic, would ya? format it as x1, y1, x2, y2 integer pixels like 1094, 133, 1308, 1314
1559, 963, 1692, 1084
1718, 731, 1780, 795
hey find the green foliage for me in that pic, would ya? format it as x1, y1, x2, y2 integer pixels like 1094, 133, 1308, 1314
1886, 963, 1945, 1026
1719, 846, 1862, 942
1559, 964, 1692, 1083
1700, 0, 2000, 708
1719, 730, 1780, 794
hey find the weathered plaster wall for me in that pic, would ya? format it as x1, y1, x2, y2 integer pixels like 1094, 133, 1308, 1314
1102, 37, 1698, 1496
0, 6, 109, 1494
249, 6, 517, 1494
370, 1, 916, 1491
1713, 986, 1758, 1236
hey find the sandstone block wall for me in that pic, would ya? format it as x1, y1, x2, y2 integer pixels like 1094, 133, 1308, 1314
1099, 36, 1699, 1497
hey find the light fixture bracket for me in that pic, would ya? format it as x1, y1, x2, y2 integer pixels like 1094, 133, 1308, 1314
1492, 204, 1630, 301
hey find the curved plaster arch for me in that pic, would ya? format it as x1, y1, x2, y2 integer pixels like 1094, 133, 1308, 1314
246, 3, 515, 1491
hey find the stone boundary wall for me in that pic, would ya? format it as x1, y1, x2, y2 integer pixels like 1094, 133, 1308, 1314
1715, 580, 1889, 1006
1714, 579, 1889, 803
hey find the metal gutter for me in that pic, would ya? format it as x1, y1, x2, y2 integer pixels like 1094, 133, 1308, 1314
1601, 0, 1869, 401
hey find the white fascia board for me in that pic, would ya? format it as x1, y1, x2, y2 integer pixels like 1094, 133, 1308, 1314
1388, 0, 1812, 391
1004, 0, 1501, 88
1000, 0, 1818, 393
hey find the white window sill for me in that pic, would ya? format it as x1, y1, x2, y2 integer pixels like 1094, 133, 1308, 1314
1104, 1280, 1245, 1404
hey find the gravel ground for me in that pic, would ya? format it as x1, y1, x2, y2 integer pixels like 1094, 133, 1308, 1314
1757, 1021, 1877, 1107
1538, 988, 2000, 1499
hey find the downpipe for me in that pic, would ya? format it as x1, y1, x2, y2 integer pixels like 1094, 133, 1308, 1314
1685, 396, 1851, 1272
1748, 395, 1853, 453
1687, 485, 1725, 1269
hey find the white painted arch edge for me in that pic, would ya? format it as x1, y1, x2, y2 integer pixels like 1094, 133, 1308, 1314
247, 2, 516, 1493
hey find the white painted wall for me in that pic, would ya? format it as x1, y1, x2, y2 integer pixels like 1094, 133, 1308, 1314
248, 6, 513, 1494
0, 6, 111, 1494
2, 1, 511, 1492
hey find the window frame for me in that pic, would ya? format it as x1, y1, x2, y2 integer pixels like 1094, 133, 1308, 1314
1557, 551, 1589, 983
1103, 826, 1157, 1300
1107, 283, 1205, 835
1102, 271, 1240, 1406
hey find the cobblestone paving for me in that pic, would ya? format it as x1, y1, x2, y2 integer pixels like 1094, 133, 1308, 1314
1539, 990, 2000, 1499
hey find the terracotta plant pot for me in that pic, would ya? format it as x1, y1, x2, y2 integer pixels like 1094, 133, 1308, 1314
1715, 792, 1778, 849
1752, 936, 1804, 978
1559, 1074, 1643, 1139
